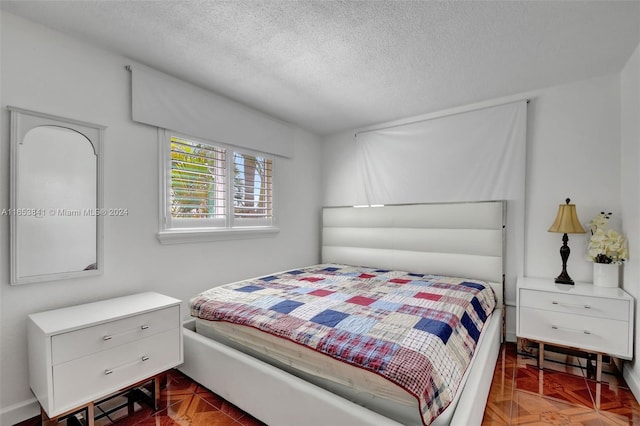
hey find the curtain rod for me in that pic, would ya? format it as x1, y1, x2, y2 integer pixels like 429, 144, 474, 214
355, 98, 530, 138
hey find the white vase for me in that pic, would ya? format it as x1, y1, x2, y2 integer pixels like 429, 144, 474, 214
593, 263, 620, 288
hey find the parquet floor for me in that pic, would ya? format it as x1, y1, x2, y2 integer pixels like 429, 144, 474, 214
15, 370, 265, 426
482, 343, 640, 425
16, 342, 640, 425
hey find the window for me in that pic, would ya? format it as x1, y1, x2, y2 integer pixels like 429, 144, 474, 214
170, 136, 226, 227
233, 151, 273, 226
158, 132, 277, 243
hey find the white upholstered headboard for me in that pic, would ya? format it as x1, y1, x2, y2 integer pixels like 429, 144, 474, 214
321, 201, 505, 308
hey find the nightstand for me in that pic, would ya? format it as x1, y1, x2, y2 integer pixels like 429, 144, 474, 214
28, 292, 183, 425
516, 276, 634, 381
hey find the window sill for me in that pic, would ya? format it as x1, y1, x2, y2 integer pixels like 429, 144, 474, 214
157, 227, 280, 244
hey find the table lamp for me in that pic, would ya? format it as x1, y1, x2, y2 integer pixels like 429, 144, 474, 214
548, 198, 586, 284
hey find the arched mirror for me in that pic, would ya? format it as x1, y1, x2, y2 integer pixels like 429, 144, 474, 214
10, 107, 104, 285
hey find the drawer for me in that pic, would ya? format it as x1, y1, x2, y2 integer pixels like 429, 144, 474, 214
519, 307, 630, 358
519, 288, 629, 321
52, 328, 181, 416
52, 305, 179, 365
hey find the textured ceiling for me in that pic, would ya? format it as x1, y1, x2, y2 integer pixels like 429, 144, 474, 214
2, 1, 639, 135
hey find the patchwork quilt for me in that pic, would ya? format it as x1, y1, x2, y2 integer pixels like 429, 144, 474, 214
190, 264, 496, 425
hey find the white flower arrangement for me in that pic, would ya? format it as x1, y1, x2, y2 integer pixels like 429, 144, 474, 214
587, 212, 627, 264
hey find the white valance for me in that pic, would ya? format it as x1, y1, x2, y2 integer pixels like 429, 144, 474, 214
355, 100, 527, 205
130, 64, 294, 158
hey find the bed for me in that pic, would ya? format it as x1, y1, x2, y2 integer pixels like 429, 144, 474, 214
180, 201, 505, 425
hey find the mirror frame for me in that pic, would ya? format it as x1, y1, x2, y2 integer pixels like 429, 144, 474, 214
9, 107, 105, 285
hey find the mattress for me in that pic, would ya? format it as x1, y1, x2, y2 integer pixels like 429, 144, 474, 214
190, 264, 496, 425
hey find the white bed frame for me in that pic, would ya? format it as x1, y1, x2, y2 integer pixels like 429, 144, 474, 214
180, 201, 505, 425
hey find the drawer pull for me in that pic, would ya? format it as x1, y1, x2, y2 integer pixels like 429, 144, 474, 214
551, 325, 592, 334
104, 355, 151, 376
552, 301, 592, 309
103, 324, 151, 342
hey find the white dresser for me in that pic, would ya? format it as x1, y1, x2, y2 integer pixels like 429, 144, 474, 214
28, 292, 183, 423
516, 276, 634, 380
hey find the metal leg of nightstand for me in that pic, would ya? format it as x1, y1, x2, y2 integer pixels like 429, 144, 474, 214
153, 374, 161, 410
41, 407, 55, 426
538, 342, 544, 369
596, 353, 603, 382
41, 402, 94, 426
87, 402, 95, 426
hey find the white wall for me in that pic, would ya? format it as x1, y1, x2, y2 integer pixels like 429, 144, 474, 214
621, 42, 640, 399
0, 12, 323, 424
322, 72, 623, 342
524, 74, 622, 281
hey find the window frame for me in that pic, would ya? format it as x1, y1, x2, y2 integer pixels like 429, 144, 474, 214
157, 129, 279, 244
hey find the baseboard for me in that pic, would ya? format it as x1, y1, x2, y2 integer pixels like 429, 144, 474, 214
623, 363, 640, 403
0, 398, 39, 426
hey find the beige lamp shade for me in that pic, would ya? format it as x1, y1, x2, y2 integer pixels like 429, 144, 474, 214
548, 200, 586, 234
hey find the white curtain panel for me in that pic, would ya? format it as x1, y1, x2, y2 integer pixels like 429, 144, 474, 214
355, 100, 527, 205
130, 64, 294, 158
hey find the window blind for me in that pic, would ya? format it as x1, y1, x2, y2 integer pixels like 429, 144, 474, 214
233, 152, 273, 222
170, 137, 226, 220
354, 100, 527, 205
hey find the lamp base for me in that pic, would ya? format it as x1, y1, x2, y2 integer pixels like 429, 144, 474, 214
555, 233, 575, 285
555, 271, 574, 285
